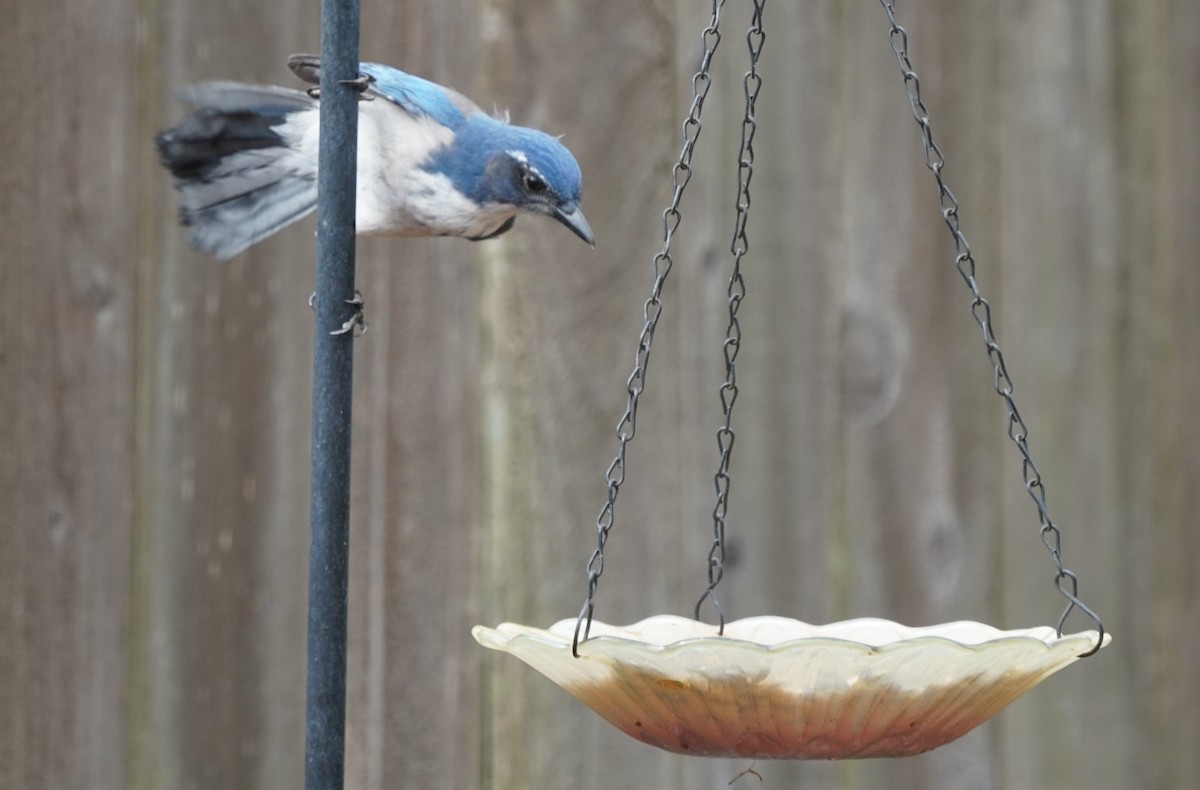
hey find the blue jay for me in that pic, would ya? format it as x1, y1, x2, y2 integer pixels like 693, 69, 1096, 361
156, 54, 594, 259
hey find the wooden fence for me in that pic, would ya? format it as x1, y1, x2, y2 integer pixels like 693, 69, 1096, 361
2, 0, 1198, 787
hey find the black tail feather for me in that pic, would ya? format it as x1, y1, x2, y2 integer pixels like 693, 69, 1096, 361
156, 84, 319, 259
156, 109, 290, 180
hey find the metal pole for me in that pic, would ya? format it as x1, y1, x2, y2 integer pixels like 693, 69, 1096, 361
305, 0, 360, 787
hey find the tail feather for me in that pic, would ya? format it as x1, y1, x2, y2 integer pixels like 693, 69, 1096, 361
156, 84, 319, 259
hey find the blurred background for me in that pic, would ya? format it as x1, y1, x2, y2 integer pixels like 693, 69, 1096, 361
2, 0, 1198, 788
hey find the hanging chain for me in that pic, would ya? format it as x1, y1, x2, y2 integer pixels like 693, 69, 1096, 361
573, 0, 727, 657
878, 1, 1104, 655
695, 0, 766, 633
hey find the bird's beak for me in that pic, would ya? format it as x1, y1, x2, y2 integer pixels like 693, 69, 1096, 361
552, 202, 595, 246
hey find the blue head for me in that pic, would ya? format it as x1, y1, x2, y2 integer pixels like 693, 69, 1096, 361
427, 116, 594, 245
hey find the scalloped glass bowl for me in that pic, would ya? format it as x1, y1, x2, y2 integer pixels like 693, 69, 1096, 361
473, 615, 1109, 759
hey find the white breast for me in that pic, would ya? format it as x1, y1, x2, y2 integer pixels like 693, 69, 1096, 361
277, 101, 517, 239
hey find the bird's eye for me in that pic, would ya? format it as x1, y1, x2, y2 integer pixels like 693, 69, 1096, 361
522, 171, 548, 194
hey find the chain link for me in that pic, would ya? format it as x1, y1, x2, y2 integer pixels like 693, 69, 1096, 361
695, 0, 766, 633
574, 0, 727, 657
878, 0, 1104, 655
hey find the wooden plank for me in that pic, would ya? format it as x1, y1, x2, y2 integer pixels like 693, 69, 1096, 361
993, 3, 1139, 789
1103, 2, 1200, 789
475, 2, 691, 786
0, 0, 142, 787
132, 3, 319, 788
819, 2, 1002, 787
1158, 6, 1200, 785
342, 8, 492, 790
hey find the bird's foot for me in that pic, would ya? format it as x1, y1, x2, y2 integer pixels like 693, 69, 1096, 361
305, 74, 375, 102
309, 291, 368, 336
340, 73, 375, 94
330, 290, 368, 337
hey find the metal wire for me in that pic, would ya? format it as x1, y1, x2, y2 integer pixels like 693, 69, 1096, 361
694, 0, 766, 633
878, 0, 1104, 656
573, 0, 727, 657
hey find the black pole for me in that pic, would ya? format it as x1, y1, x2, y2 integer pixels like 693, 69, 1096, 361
305, 0, 360, 788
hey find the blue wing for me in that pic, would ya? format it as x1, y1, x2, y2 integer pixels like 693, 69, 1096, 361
359, 63, 479, 130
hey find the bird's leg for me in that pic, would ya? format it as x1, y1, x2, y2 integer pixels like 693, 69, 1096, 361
330, 290, 368, 337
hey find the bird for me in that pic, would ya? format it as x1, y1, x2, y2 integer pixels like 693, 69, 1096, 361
156, 54, 594, 260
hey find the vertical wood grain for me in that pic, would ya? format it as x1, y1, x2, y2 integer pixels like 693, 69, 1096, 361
341, 7, 486, 788
476, 1, 690, 786
132, 3, 320, 788
0, 1, 140, 788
